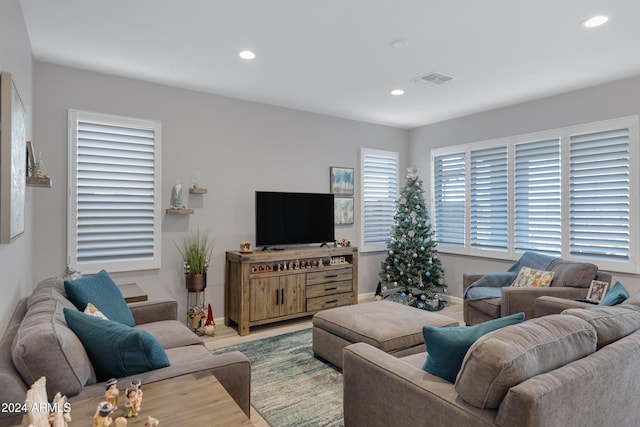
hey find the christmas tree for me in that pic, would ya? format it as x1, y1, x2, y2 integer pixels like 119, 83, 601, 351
379, 167, 446, 299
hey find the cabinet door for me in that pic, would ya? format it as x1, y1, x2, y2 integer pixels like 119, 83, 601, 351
250, 276, 280, 321
280, 273, 306, 316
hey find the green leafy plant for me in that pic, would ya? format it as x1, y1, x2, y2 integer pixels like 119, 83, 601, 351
177, 230, 214, 275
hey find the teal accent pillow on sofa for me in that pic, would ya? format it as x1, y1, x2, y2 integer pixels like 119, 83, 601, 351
63, 308, 170, 381
422, 312, 525, 383
64, 269, 135, 326
599, 281, 629, 306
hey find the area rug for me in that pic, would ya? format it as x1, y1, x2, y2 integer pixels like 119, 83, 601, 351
211, 328, 344, 427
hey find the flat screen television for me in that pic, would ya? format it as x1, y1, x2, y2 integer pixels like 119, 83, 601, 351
256, 191, 335, 248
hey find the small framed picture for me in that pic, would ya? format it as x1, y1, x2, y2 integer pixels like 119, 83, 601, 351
586, 280, 610, 303
330, 167, 354, 195
334, 197, 354, 225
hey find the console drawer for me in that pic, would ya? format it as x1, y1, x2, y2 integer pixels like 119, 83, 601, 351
306, 268, 352, 286
306, 280, 352, 298
307, 292, 353, 312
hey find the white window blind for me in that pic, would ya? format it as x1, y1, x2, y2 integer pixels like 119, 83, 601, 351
68, 110, 161, 273
433, 152, 465, 247
514, 139, 561, 255
470, 146, 508, 251
360, 148, 399, 252
430, 116, 638, 273
570, 128, 630, 262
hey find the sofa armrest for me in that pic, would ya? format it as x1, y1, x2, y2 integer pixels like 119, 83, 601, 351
129, 299, 178, 324
343, 343, 497, 427
207, 350, 252, 417
501, 287, 588, 320
463, 274, 484, 290
533, 296, 596, 318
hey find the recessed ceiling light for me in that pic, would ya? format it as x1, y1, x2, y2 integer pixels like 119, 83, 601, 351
239, 50, 256, 60
582, 15, 609, 28
390, 89, 405, 96
390, 39, 409, 49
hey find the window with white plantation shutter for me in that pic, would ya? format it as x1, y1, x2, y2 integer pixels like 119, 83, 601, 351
514, 139, 561, 255
430, 116, 638, 273
470, 146, 508, 251
360, 148, 399, 252
570, 128, 630, 262
433, 152, 465, 247
68, 110, 161, 273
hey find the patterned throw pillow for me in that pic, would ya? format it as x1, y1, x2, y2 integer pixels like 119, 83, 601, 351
511, 266, 555, 288
84, 302, 108, 320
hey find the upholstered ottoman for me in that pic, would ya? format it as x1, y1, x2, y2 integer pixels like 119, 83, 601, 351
312, 300, 459, 369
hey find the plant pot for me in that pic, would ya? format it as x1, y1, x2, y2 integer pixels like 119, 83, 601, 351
185, 273, 206, 292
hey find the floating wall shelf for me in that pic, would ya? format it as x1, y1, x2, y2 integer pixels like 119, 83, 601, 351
166, 208, 194, 215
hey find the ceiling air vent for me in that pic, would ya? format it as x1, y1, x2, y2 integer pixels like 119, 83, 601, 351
411, 72, 455, 86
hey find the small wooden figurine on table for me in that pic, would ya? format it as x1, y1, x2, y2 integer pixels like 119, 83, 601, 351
123, 387, 138, 418
130, 379, 143, 413
104, 378, 119, 410
92, 402, 114, 427
144, 416, 160, 426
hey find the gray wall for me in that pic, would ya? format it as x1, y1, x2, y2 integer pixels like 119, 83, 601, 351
0, 0, 34, 330
410, 74, 640, 299
32, 62, 409, 321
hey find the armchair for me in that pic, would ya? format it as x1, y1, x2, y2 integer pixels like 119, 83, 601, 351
463, 258, 612, 325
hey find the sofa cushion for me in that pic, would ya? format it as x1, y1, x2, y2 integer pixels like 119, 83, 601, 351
455, 315, 597, 409
620, 290, 640, 311
64, 308, 170, 382
12, 297, 95, 399
547, 259, 598, 288
466, 297, 502, 319
422, 313, 524, 383
562, 306, 640, 348
511, 267, 554, 288
135, 320, 203, 349
65, 270, 135, 326
599, 281, 629, 306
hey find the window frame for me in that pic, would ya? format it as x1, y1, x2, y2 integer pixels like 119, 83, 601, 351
430, 116, 639, 274
67, 109, 162, 274
359, 148, 399, 253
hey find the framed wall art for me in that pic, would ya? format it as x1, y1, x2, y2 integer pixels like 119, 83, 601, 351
0, 71, 27, 243
334, 197, 354, 225
330, 166, 354, 195
586, 280, 609, 303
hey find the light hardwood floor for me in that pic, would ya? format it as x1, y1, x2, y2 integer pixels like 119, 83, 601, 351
203, 298, 464, 426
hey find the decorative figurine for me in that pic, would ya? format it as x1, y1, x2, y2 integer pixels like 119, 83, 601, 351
113, 418, 128, 427
130, 379, 143, 413
123, 387, 138, 418
92, 402, 114, 427
171, 180, 184, 209
239, 241, 253, 253
105, 378, 119, 410
144, 416, 160, 426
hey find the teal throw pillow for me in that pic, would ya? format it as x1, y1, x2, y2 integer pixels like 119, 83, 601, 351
599, 281, 629, 306
64, 269, 135, 326
422, 312, 525, 383
63, 308, 170, 381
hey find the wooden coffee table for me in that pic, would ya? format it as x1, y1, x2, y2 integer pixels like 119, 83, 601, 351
22, 372, 252, 426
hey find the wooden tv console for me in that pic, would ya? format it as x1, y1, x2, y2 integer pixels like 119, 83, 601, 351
225, 246, 358, 336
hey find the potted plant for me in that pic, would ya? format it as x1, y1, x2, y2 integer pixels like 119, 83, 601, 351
177, 229, 214, 292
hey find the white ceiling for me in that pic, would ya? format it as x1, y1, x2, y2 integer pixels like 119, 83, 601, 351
19, 0, 640, 129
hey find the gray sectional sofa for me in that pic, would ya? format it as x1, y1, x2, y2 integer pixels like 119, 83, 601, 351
343, 293, 640, 427
0, 277, 250, 427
